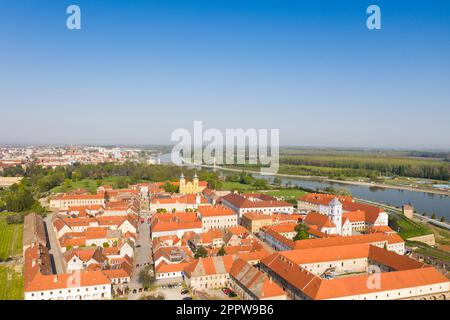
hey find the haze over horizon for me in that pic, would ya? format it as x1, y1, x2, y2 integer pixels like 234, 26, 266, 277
1, 0, 449, 148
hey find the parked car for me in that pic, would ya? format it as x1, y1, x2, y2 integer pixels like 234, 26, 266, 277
168, 284, 173, 288
181, 289, 189, 295
222, 288, 231, 294
228, 291, 237, 297
182, 297, 192, 300
136, 244, 141, 248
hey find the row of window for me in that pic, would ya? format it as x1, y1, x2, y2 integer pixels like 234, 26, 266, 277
31, 286, 108, 297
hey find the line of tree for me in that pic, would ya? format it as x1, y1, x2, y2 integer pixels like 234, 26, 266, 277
0, 162, 227, 213
280, 156, 450, 181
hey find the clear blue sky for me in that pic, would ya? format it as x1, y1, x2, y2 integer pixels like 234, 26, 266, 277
0, 0, 449, 148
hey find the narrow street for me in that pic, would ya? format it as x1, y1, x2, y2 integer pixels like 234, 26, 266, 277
128, 211, 153, 300
44, 213, 65, 274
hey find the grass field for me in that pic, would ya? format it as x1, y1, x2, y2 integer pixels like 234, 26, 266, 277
219, 181, 257, 191
0, 265, 23, 300
0, 216, 23, 261
50, 176, 144, 194
262, 189, 307, 200
388, 214, 433, 239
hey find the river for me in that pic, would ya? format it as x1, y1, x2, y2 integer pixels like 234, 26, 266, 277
158, 154, 450, 220
255, 175, 450, 220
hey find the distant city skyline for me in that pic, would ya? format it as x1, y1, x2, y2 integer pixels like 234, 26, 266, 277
1, 0, 449, 148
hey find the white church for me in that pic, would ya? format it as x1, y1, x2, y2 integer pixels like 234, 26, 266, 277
303, 198, 389, 237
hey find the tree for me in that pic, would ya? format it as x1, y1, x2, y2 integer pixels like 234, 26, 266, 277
6, 213, 24, 224
293, 222, 309, 241
273, 177, 282, 186
194, 246, 208, 259
162, 182, 178, 193
252, 178, 268, 189
138, 266, 155, 288
103, 242, 110, 248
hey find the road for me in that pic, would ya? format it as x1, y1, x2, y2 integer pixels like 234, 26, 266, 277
414, 214, 450, 230
128, 211, 153, 300
44, 213, 65, 274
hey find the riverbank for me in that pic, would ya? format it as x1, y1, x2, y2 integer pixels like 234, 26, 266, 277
204, 165, 450, 196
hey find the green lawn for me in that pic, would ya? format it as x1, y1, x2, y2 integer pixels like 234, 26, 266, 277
219, 181, 257, 191
389, 214, 433, 239
51, 179, 99, 194
262, 189, 307, 200
0, 265, 23, 300
0, 216, 23, 261
50, 176, 143, 194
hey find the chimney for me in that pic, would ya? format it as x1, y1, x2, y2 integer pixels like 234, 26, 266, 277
53, 275, 58, 283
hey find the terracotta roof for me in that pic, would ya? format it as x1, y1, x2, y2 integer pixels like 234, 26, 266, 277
304, 212, 336, 229
293, 232, 404, 250
297, 193, 353, 205
184, 255, 236, 277
242, 212, 273, 221
237, 249, 271, 263
54, 193, 106, 201
229, 258, 285, 299
222, 193, 293, 209
24, 243, 52, 289
226, 225, 250, 236
103, 268, 131, 279
23, 213, 46, 248
198, 205, 236, 217
155, 261, 190, 273
25, 271, 111, 292
269, 222, 297, 234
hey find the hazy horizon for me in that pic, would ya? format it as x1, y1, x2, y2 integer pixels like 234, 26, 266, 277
1, 0, 449, 148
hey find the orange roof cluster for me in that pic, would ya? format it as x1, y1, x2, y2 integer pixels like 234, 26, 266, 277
366, 225, 396, 234
222, 193, 293, 209
304, 211, 336, 229
64, 247, 106, 263
184, 255, 236, 277
24, 243, 52, 290
25, 271, 111, 292
229, 258, 285, 299
293, 232, 404, 250
298, 193, 353, 205
242, 212, 273, 221
272, 213, 305, 223
269, 222, 297, 234
151, 194, 208, 205
153, 246, 193, 265
237, 249, 271, 263
259, 226, 295, 248
54, 193, 106, 201
155, 261, 190, 274
224, 240, 263, 255
261, 244, 448, 300
24, 242, 112, 293
198, 205, 236, 217
151, 212, 202, 233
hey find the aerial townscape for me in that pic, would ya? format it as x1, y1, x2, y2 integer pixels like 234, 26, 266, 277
1, 0, 450, 310
1, 146, 449, 301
